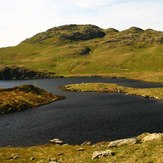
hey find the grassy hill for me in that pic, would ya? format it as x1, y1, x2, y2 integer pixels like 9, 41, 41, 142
0, 24, 163, 82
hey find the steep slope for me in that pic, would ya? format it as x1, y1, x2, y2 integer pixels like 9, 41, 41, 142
0, 24, 163, 82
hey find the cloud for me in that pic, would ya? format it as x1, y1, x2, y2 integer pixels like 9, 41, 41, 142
68, 0, 137, 8
69, 0, 113, 8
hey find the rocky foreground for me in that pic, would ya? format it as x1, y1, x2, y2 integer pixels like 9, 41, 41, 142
0, 133, 162, 162
0, 85, 64, 114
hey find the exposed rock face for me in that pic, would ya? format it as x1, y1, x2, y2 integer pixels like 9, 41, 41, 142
108, 138, 137, 148
142, 133, 163, 142
0, 67, 52, 80
105, 26, 163, 47
60, 27, 105, 41
92, 149, 114, 160
24, 24, 106, 44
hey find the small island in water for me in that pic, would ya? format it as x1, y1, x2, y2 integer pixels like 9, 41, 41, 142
0, 85, 64, 114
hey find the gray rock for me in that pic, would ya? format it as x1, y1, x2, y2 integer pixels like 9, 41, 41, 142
13, 155, 20, 159
49, 158, 57, 161
49, 161, 61, 163
50, 138, 63, 144
92, 149, 114, 160
108, 138, 137, 148
57, 152, 64, 156
48, 158, 61, 163
7, 155, 20, 160
30, 157, 35, 161
142, 133, 163, 142
81, 141, 91, 145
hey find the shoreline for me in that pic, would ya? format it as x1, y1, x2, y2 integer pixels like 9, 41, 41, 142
0, 132, 162, 162
63, 83, 163, 100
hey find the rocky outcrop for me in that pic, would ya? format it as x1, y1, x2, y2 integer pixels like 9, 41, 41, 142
49, 138, 64, 145
108, 138, 137, 148
142, 133, 163, 142
105, 26, 163, 47
0, 66, 53, 80
59, 28, 105, 41
92, 149, 114, 160
24, 24, 106, 44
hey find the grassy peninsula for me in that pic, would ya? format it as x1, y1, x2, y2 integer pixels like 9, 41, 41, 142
63, 83, 163, 100
0, 85, 64, 114
0, 24, 163, 83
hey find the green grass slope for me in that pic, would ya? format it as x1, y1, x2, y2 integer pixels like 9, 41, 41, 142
0, 24, 163, 82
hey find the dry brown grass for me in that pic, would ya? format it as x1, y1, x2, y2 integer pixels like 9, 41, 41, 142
0, 85, 64, 114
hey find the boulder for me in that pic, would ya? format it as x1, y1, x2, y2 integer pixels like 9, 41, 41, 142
108, 138, 137, 148
48, 157, 61, 163
49, 138, 63, 144
81, 141, 91, 145
142, 133, 163, 142
92, 149, 114, 160
29, 157, 35, 161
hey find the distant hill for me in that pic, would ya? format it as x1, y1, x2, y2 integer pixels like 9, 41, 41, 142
23, 24, 163, 47
24, 24, 106, 44
0, 24, 163, 82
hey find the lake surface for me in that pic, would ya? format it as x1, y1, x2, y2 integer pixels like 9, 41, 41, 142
0, 77, 163, 147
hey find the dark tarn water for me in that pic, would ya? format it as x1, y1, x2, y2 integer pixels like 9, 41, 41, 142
0, 77, 163, 147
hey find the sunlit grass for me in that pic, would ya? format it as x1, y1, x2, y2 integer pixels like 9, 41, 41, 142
0, 134, 162, 163
63, 83, 163, 100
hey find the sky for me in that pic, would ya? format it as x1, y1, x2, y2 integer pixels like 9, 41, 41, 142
0, 0, 163, 47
